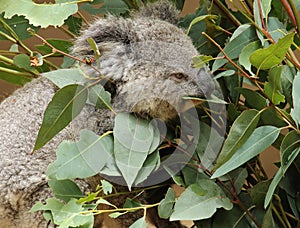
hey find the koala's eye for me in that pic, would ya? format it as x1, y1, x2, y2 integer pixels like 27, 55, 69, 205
170, 73, 187, 82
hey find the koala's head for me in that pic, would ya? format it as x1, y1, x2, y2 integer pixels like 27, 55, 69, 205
73, 5, 215, 121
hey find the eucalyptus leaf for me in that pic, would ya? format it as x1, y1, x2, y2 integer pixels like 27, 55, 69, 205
13, 54, 35, 71
215, 109, 261, 169
33, 84, 88, 151
129, 217, 147, 228
31, 198, 94, 227
212, 126, 280, 178
170, 180, 232, 220
158, 188, 176, 219
42, 68, 87, 88
0, 0, 79, 28
114, 113, 161, 189
237, 88, 267, 110
0, 14, 39, 40
264, 66, 285, 105
264, 146, 300, 208
291, 72, 300, 126
35, 39, 73, 56
239, 41, 261, 76
250, 32, 294, 70
280, 130, 300, 172
87, 84, 112, 110
47, 130, 113, 179
212, 25, 257, 72
48, 179, 84, 202
81, 0, 129, 15
65, 15, 82, 36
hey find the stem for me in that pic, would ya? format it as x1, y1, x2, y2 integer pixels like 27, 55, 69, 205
59, 26, 77, 38
0, 54, 14, 65
213, 0, 241, 27
91, 202, 160, 215
0, 18, 33, 55
77, 11, 90, 25
0, 31, 16, 43
271, 202, 288, 228
0, 66, 35, 77
202, 32, 264, 94
274, 194, 291, 228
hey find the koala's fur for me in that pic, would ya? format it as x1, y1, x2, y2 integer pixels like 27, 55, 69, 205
0, 1, 214, 227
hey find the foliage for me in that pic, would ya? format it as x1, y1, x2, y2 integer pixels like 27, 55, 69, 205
1, 0, 300, 227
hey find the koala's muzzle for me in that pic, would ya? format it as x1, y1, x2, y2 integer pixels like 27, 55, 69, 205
195, 67, 215, 98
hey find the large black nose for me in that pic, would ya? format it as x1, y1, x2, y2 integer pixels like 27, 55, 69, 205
197, 67, 215, 98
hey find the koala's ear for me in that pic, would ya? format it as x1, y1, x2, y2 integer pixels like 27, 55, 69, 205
72, 16, 135, 57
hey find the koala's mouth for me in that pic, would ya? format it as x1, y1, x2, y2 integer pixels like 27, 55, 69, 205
130, 98, 200, 122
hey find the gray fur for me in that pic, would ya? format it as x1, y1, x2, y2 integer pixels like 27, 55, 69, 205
0, 1, 214, 227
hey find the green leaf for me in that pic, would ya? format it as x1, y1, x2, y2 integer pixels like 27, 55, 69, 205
101, 179, 113, 195
47, 130, 113, 179
114, 113, 161, 189
33, 84, 88, 151
170, 180, 232, 220
212, 126, 280, 178
280, 130, 300, 172
291, 72, 300, 126
0, 62, 32, 85
253, 0, 272, 45
237, 88, 267, 110
134, 150, 160, 185
13, 54, 35, 71
262, 206, 275, 228
158, 188, 176, 219
187, 15, 218, 35
42, 68, 87, 88
212, 25, 257, 72
87, 84, 112, 110
264, 66, 285, 105
248, 181, 271, 208
264, 167, 283, 208
191, 55, 213, 68
31, 198, 94, 227
264, 131, 300, 208
250, 32, 294, 70
0, 0, 79, 28
129, 217, 147, 228
280, 65, 294, 106
213, 70, 235, 80
81, 0, 129, 15
0, 14, 39, 40
65, 15, 82, 36
48, 179, 84, 202
35, 39, 73, 56
215, 109, 261, 169
239, 41, 261, 76
196, 122, 224, 170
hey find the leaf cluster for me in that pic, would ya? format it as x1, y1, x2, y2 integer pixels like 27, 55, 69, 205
1, 0, 300, 227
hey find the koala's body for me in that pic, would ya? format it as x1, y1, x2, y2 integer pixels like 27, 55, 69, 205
0, 1, 214, 227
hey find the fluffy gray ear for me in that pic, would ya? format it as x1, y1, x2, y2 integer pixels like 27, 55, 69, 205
72, 16, 135, 57
131, 0, 180, 25
72, 16, 136, 81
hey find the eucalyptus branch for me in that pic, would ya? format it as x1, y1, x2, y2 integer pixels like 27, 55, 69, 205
0, 66, 35, 78
87, 202, 160, 216
0, 18, 33, 55
0, 54, 14, 65
0, 31, 16, 43
213, 0, 241, 27
283, 0, 300, 37
274, 194, 292, 228
202, 32, 264, 94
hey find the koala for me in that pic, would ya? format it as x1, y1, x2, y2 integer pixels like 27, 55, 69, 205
0, 1, 215, 227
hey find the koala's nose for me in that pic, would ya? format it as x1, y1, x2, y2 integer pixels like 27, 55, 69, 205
196, 67, 215, 98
